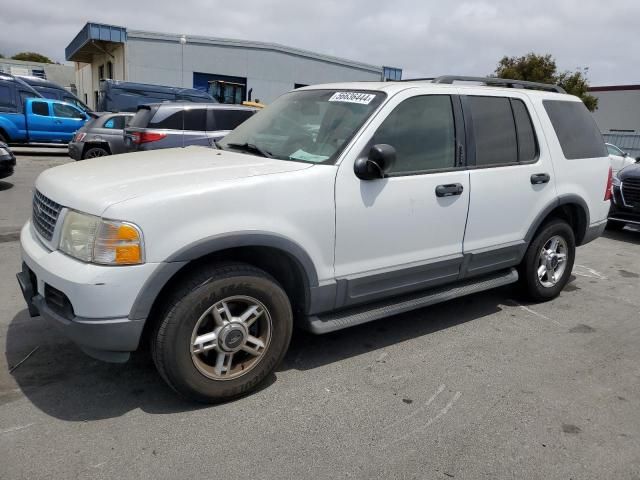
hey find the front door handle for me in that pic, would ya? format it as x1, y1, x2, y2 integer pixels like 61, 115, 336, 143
531, 173, 550, 184
435, 183, 464, 197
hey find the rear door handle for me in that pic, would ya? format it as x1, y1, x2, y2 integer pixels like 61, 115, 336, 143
435, 183, 464, 197
531, 173, 550, 184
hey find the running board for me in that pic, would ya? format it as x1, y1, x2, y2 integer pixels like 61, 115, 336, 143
304, 268, 519, 334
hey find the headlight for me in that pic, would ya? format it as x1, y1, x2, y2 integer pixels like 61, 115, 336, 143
59, 210, 144, 265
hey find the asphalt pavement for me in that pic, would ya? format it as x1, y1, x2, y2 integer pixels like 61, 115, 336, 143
1, 151, 639, 480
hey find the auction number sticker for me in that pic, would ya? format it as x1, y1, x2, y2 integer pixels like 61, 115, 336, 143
328, 92, 376, 105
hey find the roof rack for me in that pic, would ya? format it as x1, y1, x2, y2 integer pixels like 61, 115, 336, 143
434, 76, 566, 93
398, 75, 566, 94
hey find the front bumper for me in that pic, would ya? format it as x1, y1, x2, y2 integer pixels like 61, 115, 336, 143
18, 222, 161, 362
0, 162, 14, 179
609, 185, 640, 225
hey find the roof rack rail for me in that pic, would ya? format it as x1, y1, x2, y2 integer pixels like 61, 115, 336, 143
430, 75, 566, 93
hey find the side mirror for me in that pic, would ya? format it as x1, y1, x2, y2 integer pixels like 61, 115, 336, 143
354, 144, 396, 180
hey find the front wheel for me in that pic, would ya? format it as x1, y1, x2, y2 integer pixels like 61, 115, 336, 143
519, 218, 576, 302
152, 263, 293, 403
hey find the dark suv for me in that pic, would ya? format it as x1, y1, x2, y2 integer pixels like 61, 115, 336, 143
608, 160, 640, 230
123, 103, 256, 152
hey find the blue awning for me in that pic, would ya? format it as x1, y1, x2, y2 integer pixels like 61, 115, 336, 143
65, 23, 127, 62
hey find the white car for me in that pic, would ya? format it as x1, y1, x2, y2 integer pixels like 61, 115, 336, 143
606, 142, 636, 174
17, 76, 612, 402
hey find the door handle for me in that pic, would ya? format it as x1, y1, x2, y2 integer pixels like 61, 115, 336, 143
435, 183, 464, 197
530, 173, 551, 184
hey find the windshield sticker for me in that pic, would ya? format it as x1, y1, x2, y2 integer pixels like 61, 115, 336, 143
289, 149, 330, 163
328, 92, 376, 105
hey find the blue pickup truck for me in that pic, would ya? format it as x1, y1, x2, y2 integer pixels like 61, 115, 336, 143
0, 74, 90, 145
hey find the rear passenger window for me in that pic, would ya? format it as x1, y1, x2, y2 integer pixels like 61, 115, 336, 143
32, 101, 50, 116
213, 110, 254, 131
103, 116, 127, 129
149, 109, 183, 130
543, 100, 607, 159
0, 85, 14, 109
469, 96, 517, 166
511, 99, 538, 162
371, 95, 456, 174
183, 108, 207, 131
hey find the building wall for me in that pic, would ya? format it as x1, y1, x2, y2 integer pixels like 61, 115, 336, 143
75, 45, 126, 109
591, 89, 640, 133
0, 58, 75, 90
124, 36, 382, 103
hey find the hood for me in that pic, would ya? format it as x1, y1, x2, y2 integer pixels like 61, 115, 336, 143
618, 161, 640, 180
36, 146, 312, 215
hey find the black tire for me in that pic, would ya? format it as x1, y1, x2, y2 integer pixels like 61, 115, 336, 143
82, 146, 109, 159
519, 218, 576, 302
152, 262, 293, 403
606, 219, 625, 231
0, 132, 7, 143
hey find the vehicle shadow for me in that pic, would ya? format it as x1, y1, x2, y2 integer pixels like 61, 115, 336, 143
602, 227, 640, 245
280, 286, 511, 372
6, 286, 512, 421
0, 180, 13, 191
12, 149, 69, 157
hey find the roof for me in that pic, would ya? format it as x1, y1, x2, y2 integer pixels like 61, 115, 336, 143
297, 80, 574, 99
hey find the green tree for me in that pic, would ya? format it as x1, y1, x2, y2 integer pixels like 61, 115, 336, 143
10, 52, 53, 64
493, 53, 598, 111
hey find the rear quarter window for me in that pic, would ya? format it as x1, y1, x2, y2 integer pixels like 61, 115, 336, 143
128, 107, 155, 128
149, 108, 183, 130
543, 100, 607, 159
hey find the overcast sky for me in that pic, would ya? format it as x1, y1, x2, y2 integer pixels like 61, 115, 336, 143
0, 0, 637, 85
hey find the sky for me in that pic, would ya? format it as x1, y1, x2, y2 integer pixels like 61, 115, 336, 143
0, 0, 638, 86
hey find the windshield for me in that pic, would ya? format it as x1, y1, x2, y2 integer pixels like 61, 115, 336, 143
217, 90, 386, 164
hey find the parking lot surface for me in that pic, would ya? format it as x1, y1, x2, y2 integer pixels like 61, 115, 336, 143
1, 152, 639, 480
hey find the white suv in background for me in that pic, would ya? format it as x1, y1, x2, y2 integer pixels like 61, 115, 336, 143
606, 142, 636, 174
18, 76, 612, 403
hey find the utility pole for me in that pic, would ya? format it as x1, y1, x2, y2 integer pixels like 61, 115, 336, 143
179, 35, 187, 87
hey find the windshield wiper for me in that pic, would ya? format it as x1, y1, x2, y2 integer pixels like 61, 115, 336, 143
225, 142, 274, 159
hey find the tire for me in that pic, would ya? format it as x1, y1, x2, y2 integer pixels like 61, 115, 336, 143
519, 218, 576, 302
0, 132, 7, 143
152, 262, 293, 403
606, 219, 625, 231
82, 146, 109, 159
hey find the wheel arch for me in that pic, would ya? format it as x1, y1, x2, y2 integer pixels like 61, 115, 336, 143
525, 195, 590, 247
82, 141, 111, 157
131, 232, 320, 346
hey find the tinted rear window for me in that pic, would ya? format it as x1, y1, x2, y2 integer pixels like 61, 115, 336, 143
149, 108, 183, 130
0, 85, 14, 109
128, 107, 155, 128
543, 100, 607, 159
213, 109, 254, 130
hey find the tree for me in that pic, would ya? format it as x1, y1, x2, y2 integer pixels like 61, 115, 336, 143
10, 52, 53, 64
493, 53, 598, 111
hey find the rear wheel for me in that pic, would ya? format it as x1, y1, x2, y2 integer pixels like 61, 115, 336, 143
152, 263, 293, 403
520, 218, 575, 301
82, 146, 109, 159
0, 132, 7, 143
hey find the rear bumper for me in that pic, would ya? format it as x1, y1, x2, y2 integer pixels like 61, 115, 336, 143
67, 141, 83, 160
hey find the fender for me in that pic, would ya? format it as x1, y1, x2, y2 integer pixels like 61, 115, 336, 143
524, 194, 590, 246
128, 231, 320, 320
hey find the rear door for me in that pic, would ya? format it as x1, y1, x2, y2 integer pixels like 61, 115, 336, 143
50, 102, 87, 142
26, 99, 55, 142
461, 93, 557, 276
182, 107, 209, 147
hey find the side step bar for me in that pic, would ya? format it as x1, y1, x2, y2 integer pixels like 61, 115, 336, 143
304, 268, 519, 334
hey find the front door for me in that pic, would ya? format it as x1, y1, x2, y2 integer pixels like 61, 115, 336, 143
334, 89, 470, 307
50, 102, 86, 142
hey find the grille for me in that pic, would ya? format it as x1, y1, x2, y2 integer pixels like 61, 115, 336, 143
622, 178, 640, 208
32, 190, 62, 241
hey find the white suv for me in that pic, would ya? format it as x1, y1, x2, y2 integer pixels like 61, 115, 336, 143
17, 76, 612, 402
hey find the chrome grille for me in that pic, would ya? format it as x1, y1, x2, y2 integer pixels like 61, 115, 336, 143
32, 190, 62, 241
622, 178, 640, 208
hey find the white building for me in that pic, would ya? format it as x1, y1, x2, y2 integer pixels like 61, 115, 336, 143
65, 22, 402, 109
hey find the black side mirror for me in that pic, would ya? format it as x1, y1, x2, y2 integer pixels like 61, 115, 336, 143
354, 144, 396, 180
